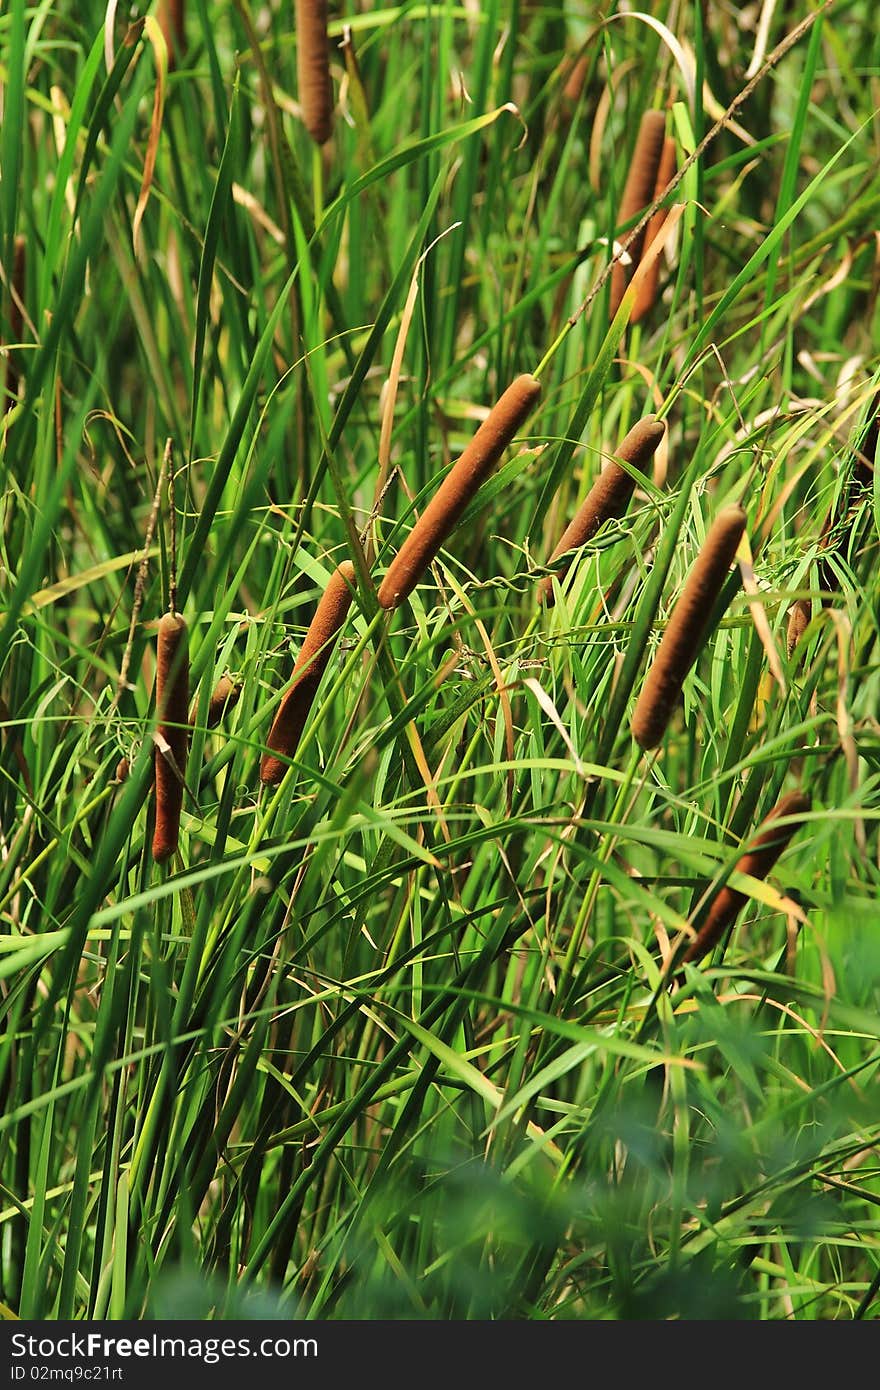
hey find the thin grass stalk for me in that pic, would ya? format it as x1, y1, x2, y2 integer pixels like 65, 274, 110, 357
260, 561, 356, 785
378, 374, 542, 609
683, 790, 811, 964
538, 415, 665, 605
631, 504, 746, 749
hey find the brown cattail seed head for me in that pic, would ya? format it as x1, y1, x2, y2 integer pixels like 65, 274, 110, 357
631, 504, 747, 750
538, 415, 666, 606
158, 0, 186, 69
296, 0, 333, 145
786, 598, 811, 657
152, 612, 190, 863
631, 137, 677, 325
561, 52, 589, 111
260, 562, 356, 785
115, 757, 130, 784
609, 109, 667, 321
682, 790, 811, 965
190, 674, 242, 730
378, 374, 542, 610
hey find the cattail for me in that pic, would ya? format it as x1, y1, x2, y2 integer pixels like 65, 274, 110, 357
378, 374, 542, 610
189, 674, 242, 730
261, 561, 356, 785
609, 109, 667, 321
561, 52, 589, 111
296, 0, 333, 145
786, 598, 811, 657
152, 612, 189, 863
631, 137, 677, 325
538, 415, 666, 606
115, 757, 130, 784
682, 790, 811, 965
632, 504, 746, 750
4, 234, 26, 412
158, 0, 186, 69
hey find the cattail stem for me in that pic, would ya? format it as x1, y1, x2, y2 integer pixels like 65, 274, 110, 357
682, 790, 810, 964
538, 415, 666, 605
378, 374, 542, 610
152, 612, 189, 863
260, 562, 356, 785
632, 504, 746, 749
609, 109, 667, 321
296, 0, 333, 145
631, 137, 677, 324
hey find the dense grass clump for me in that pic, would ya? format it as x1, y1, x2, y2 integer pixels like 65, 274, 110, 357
0, 0, 879, 1323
